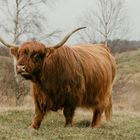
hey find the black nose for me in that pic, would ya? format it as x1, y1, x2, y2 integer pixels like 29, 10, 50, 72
16, 65, 25, 73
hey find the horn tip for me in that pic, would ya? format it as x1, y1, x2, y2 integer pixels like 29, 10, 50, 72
78, 27, 86, 30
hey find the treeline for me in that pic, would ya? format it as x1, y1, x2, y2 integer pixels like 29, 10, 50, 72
0, 40, 140, 57
108, 40, 140, 54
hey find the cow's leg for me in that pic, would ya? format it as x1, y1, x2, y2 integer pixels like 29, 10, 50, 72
29, 98, 46, 129
91, 107, 104, 128
63, 106, 75, 127
105, 95, 112, 122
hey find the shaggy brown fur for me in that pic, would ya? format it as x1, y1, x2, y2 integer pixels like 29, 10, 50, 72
10, 41, 116, 129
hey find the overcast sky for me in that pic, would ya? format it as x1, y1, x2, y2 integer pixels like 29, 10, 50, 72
0, 0, 140, 43
46, 0, 140, 41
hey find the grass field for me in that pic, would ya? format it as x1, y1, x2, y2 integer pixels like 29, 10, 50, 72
0, 108, 140, 140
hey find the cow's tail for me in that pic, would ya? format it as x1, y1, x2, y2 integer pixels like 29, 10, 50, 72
105, 94, 112, 122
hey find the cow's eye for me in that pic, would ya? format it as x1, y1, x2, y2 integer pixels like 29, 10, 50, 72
33, 54, 40, 60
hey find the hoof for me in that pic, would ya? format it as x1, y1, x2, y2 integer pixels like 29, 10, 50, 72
91, 124, 101, 128
28, 124, 39, 130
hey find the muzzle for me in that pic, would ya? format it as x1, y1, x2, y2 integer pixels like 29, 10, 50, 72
16, 65, 26, 74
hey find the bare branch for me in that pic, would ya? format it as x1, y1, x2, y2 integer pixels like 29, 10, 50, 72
78, 0, 128, 46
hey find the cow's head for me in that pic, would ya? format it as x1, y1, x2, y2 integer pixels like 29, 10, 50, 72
0, 27, 86, 80
10, 41, 48, 80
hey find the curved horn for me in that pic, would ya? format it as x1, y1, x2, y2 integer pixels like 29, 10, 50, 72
50, 27, 86, 48
0, 37, 19, 48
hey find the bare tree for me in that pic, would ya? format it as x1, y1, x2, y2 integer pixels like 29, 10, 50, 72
78, 0, 128, 46
0, 0, 47, 43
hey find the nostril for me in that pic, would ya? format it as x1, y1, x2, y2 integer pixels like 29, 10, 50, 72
17, 65, 26, 72
22, 66, 25, 70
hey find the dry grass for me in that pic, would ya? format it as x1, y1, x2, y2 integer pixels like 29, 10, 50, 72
113, 49, 140, 111
0, 108, 140, 140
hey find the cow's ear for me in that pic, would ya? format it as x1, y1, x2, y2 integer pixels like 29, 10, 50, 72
10, 47, 18, 57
